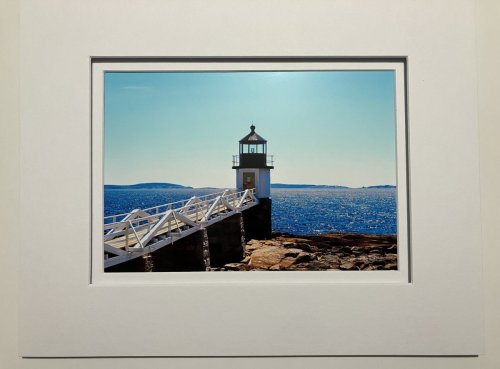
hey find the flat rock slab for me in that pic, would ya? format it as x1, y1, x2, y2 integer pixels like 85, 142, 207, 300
220, 233, 398, 271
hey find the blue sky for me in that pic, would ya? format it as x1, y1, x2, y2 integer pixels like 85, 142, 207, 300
104, 70, 396, 188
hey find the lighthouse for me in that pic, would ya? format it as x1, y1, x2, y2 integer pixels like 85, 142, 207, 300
232, 125, 274, 239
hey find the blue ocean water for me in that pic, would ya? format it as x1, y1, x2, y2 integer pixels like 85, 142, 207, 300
271, 188, 396, 235
104, 188, 397, 235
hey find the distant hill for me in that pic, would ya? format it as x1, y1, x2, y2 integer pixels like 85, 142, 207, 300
271, 183, 349, 189
361, 185, 396, 189
104, 182, 396, 190
271, 183, 396, 189
104, 182, 193, 190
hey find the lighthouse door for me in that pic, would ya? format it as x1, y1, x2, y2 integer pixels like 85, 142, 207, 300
242, 172, 256, 191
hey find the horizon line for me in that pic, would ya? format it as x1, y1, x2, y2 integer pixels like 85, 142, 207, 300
103, 181, 397, 189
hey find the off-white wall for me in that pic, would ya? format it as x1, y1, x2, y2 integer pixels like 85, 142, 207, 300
1, 0, 498, 367
476, 1, 500, 368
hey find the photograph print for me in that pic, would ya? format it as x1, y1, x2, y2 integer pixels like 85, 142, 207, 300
102, 68, 403, 273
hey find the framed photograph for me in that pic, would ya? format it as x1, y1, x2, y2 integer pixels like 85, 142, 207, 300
92, 60, 409, 285
19, 0, 482, 357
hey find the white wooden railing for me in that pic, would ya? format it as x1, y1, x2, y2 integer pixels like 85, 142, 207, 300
103, 189, 257, 269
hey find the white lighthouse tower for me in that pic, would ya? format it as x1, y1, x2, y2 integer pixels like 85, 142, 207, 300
232, 125, 274, 239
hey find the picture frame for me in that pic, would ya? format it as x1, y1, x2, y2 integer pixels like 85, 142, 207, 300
19, 0, 483, 357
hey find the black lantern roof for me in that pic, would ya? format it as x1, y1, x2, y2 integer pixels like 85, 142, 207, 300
239, 125, 267, 144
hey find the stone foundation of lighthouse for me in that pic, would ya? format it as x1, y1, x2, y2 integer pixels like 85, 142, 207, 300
242, 198, 272, 240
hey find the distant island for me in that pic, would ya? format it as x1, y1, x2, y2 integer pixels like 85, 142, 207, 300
271, 183, 395, 189
271, 183, 349, 189
360, 185, 396, 189
104, 182, 193, 190
104, 182, 395, 190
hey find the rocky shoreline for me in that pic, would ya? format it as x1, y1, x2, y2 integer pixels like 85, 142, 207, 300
212, 232, 397, 271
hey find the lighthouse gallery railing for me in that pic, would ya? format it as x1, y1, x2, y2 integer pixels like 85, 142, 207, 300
232, 155, 274, 167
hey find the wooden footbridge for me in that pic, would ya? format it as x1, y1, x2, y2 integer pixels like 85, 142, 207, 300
103, 189, 258, 268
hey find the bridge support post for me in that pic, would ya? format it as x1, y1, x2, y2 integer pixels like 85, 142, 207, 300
201, 228, 211, 271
